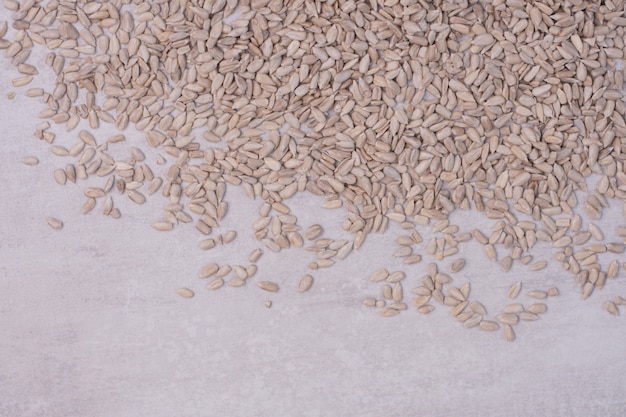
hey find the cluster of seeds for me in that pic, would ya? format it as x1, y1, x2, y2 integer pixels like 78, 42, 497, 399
363, 261, 561, 340
4, 0, 626, 340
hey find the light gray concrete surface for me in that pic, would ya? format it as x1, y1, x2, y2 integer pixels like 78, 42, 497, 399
1, 12, 626, 417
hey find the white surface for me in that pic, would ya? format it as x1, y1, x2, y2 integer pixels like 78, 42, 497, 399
2, 22, 626, 417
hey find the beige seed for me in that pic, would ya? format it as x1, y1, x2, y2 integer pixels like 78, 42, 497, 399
484, 244, 497, 262
262, 238, 281, 252
394, 246, 412, 258
233, 266, 248, 280
215, 265, 232, 278
54, 169, 67, 185
604, 301, 619, 316
51, 146, 69, 156
547, 287, 559, 297
500, 256, 513, 272
553, 236, 572, 248
527, 304, 547, 314
403, 254, 422, 265
199, 239, 216, 250
519, 312, 540, 321
380, 308, 399, 317
369, 268, 389, 282
21, 156, 39, 165
451, 259, 465, 273
503, 325, 515, 342
503, 303, 524, 314
392, 283, 403, 302
520, 255, 533, 265
248, 249, 263, 263
199, 263, 219, 279
470, 301, 487, 316
175, 288, 194, 298
413, 295, 431, 306
479, 320, 500, 331
127, 190, 146, 204
381, 285, 392, 300
152, 221, 173, 231
258, 281, 279, 292
456, 311, 474, 322
588, 223, 603, 241
222, 230, 237, 244
147, 177, 163, 195
435, 273, 453, 285
444, 296, 461, 307
417, 304, 435, 314
46, 217, 63, 230
449, 287, 465, 301
496, 313, 519, 325
206, 278, 224, 290
263, 300, 272, 308
228, 277, 246, 287
386, 271, 406, 283
362, 297, 376, 307
573, 232, 592, 245
246, 265, 258, 278
507, 282, 522, 299
472, 230, 488, 245
607, 260, 619, 279
298, 274, 313, 292
529, 260, 547, 271
305, 224, 323, 240
316, 259, 335, 268
582, 282, 594, 299
528, 290, 548, 299
464, 314, 483, 328
460, 282, 471, 300
12, 76, 33, 87
452, 300, 469, 316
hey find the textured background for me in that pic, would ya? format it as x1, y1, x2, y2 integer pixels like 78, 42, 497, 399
2, 13, 626, 417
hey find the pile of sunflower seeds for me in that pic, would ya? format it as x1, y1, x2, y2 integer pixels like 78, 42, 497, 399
3, 0, 626, 341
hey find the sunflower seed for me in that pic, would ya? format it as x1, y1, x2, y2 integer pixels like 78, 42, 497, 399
450, 259, 466, 273
503, 325, 515, 342
46, 217, 63, 230
305, 224, 323, 240
528, 290, 548, 299
588, 223, 604, 241
604, 301, 619, 316
507, 282, 522, 299
529, 261, 547, 271
503, 303, 524, 314
527, 304, 547, 314
496, 313, 519, 325
199, 263, 219, 279
547, 287, 559, 297
417, 304, 435, 314
22, 156, 39, 165
152, 221, 173, 231
298, 274, 313, 292
206, 278, 224, 290
175, 288, 194, 298
258, 281, 279, 292
362, 298, 376, 307
248, 249, 263, 263
464, 314, 483, 328
479, 320, 500, 331
469, 301, 487, 316
519, 312, 540, 321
